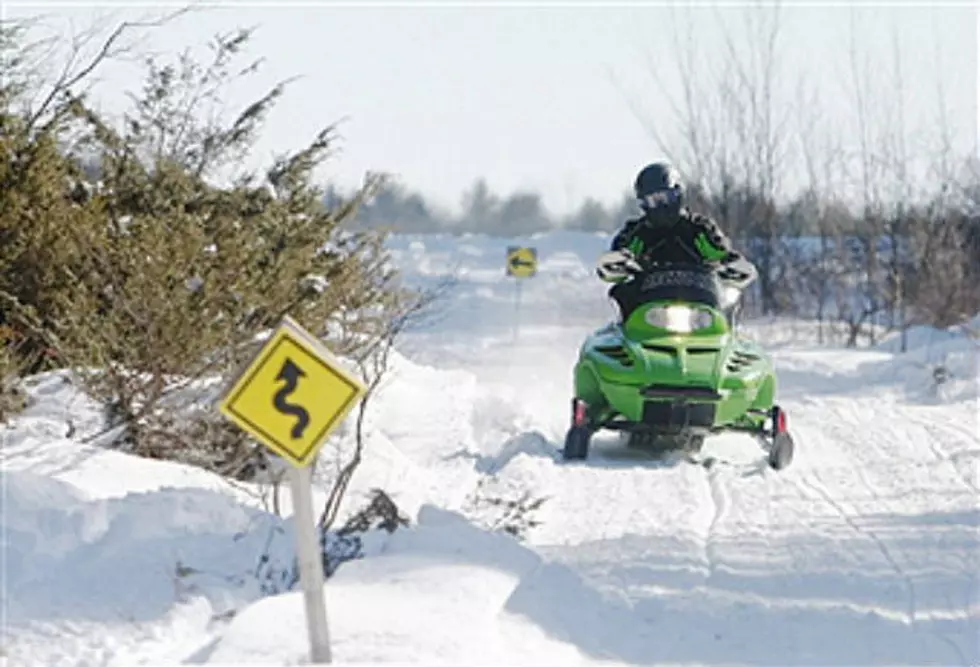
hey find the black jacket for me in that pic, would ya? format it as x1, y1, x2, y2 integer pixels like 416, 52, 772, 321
607, 208, 757, 287
611, 208, 737, 265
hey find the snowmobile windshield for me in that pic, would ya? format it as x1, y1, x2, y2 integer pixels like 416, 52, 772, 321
633, 265, 726, 309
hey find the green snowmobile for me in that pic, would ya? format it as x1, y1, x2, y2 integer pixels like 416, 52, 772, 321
562, 253, 795, 470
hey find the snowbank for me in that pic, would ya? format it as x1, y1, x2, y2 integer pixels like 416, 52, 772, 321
195, 506, 605, 666
0, 323, 565, 665
1, 467, 297, 666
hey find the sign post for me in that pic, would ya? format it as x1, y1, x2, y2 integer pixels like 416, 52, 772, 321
505, 246, 537, 341
290, 463, 332, 664
217, 316, 367, 665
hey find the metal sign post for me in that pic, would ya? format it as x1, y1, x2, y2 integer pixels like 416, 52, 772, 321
290, 464, 332, 663
505, 246, 537, 342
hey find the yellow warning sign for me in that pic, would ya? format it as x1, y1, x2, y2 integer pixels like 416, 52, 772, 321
218, 316, 366, 468
506, 246, 537, 278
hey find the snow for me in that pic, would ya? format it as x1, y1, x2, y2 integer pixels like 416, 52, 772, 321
195, 507, 596, 667
2, 230, 978, 666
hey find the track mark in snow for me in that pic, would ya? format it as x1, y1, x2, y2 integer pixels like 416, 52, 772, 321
791, 466, 978, 666
703, 463, 730, 581
907, 415, 980, 494
472, 430, 559, 476
797, 473, 918, 626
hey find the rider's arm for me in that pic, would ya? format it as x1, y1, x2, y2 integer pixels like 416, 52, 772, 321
691, 214, 748, 266
690, 214, 758, 286
690, 213, 738, 264
610, 218, 642, 252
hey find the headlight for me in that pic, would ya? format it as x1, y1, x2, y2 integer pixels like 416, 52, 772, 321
645, 305, 714, 333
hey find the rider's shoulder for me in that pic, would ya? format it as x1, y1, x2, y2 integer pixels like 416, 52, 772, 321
682, 208, 714, 225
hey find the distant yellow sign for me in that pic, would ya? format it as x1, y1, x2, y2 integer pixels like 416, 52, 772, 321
506, 246, 537, 278
218, 316, 366, 468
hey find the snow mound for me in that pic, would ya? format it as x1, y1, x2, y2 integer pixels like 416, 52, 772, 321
195, 506, 609, 666
1, 468, 296, 667
0, 344, 528, 665
871, 318, 979, 402
475, 430, 558, 475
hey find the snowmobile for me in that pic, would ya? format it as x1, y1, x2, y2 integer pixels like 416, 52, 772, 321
562, 253, 795, 470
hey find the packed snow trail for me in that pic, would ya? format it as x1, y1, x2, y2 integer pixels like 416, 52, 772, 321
430, 329, 979, 666
390, 233, 980, 665
426, 324, 980, 665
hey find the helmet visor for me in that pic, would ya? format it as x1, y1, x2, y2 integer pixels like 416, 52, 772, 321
639, 188, 680, 210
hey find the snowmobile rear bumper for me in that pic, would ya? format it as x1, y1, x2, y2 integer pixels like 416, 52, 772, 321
597, 397, 718, 434
640, 384, 724, 400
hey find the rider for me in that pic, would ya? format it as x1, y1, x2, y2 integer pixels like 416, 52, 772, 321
597, 161, 756, 326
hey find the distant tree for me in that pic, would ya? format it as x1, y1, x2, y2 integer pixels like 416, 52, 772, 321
902, 185, 980, 329
565, 196, 613, 232
609, 192, 637, 227
355, 181, 442, 232
496, 190, 551, 237
457, 178, 500, 234
843, 8, 892, 344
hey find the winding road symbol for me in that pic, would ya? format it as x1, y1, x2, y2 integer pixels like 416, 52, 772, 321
273, 358, 311, 439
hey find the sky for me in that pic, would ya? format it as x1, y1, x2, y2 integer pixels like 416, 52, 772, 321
4, 1, 977, 217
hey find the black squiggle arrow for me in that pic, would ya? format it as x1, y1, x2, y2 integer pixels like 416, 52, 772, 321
273, 358, 310, 439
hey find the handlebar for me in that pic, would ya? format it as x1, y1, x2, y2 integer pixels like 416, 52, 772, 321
599, 252, 755, 286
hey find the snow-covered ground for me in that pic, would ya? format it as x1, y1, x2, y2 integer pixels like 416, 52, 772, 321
2, 230, 978, 666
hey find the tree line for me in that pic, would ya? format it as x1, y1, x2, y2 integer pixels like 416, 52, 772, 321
326, 178, 638, 235
340, 163, 980, 347
636, 5, 980, 346
338, 5, 980, 347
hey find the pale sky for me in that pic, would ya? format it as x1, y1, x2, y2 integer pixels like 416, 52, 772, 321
4, 1, 977, 216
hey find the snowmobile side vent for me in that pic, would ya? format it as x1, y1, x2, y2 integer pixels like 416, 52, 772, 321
641, 384, 723, 400
726, 350, 760, 373
686, 347, 719, 355
595, 345, 634, 366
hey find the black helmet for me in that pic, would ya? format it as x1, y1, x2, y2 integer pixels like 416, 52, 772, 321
634, 162, 684, 218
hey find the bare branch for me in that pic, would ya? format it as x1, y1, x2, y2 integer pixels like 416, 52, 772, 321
24, 7, 195, 132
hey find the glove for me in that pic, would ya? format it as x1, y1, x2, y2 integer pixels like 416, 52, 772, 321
716, 256, 757, 287
597, 249, 641, 282
717, 265, 749, 283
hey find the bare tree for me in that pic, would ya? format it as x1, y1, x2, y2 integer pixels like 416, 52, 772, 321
877, 15, 912, 351
843, 6, 889, 344
622, 3, 798, 315
793, 75, 842, 342
890, 15, 979, 333
608, 5, 735, 224
709, 2, 798, 315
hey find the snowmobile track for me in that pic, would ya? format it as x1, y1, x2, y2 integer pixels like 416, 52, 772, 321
703, 461, 728, 581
